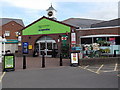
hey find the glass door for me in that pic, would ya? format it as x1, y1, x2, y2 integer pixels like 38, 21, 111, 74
39, 42, 53, 57
46, 42, 53, 56
39, 42, 46, 56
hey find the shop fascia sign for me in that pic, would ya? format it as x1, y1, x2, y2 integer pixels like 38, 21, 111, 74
38, 25, 50, 31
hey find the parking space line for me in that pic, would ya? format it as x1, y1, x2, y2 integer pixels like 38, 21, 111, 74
96, 64, 104, 74
114, 63, 118, 71
79, 65, 99, 74
84, 65, 89, 69
0, 72, 6, 82
86, 68, 99, 74
102, 70, 117, 72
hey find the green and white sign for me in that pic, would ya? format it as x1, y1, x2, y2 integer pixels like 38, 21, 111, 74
22, 17, 71, 35
5, 56, 14, 68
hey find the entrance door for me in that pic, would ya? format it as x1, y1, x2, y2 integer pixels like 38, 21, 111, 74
39, 42, 53, 57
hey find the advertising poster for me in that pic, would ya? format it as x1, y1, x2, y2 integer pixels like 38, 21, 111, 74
71, 33, 76, 44
29, 45, 33, 49
23, 42, 29, 54
5, 56, 14, 68
71, 53, 78, 64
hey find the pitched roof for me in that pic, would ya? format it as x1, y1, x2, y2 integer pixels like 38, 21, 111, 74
0, 18, 24, 26
91, 18, 120, 28
62, 18, 104, 28
46, 5, 57, 11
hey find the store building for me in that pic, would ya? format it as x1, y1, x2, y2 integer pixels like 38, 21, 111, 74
0, 18, 24, 53
76, 18, 120, 56
17, 5, 77, 57
18, 5, 120, 57
18, 16, 76, 57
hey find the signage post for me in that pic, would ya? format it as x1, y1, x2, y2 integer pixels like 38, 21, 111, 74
70, 32, 79, 67
3, 54, 15, 72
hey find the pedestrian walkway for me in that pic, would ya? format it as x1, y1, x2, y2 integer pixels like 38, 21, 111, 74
15, 57, 70, 71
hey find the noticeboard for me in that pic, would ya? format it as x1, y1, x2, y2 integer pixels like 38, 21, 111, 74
3, 54, 15, 71
29, 45, 33, 49
71, 53, 78, 64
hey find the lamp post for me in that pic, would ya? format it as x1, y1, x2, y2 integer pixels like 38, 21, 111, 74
3, 34, 7, 55
0, 36, 6, 63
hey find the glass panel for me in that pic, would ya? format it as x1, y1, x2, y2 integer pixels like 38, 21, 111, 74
47, 43, 52, 50
53, 43, 58, 49
40, 51, 46, 55
46, 36, 53, 40
47, 51, 52, 55
40, 43, 46, 50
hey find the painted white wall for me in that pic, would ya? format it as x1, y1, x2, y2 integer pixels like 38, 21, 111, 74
2, 44, 18, 53
0, 36, 2, 63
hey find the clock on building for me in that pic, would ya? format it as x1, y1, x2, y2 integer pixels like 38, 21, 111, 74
48, 11, 53, 17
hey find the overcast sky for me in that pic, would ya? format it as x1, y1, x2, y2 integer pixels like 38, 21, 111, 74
0, 0, 119, 26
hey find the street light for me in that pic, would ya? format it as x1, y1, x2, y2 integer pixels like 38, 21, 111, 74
2, 34, 7, 55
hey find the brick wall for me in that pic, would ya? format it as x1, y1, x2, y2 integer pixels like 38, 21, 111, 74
76, 27, 120, 44
2, 21, 24, 40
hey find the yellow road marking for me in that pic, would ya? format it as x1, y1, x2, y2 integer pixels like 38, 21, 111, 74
0, 72, 6, 82
84, 65, 89, 69
96, 64, 104, 74
79, 66, 99, 74
87, 69, 99, 74
103, 70, 118, 72
114, 63, 118, 71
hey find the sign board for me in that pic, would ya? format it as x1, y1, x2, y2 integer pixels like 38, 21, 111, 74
29, 45, 33, 49
71, 47, 82, 51
22, 18, 71, 35
71, 33, 76, 44
22, 42, 29, 54
3, 54, 15, 71
71, 53, 78, 64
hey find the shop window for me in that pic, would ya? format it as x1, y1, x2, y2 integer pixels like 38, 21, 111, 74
115, 37, 120, 45
81, 38, 92, 44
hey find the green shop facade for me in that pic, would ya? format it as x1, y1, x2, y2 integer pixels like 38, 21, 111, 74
18, 16, 76, 57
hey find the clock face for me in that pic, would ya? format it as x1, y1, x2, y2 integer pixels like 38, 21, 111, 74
48, 11, 53, 17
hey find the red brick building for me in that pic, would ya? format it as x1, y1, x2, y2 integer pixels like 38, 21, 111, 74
0, 18, 24, 53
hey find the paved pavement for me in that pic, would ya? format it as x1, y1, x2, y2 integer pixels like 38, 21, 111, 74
2, 66, 118, 88
15, 57, 70, 70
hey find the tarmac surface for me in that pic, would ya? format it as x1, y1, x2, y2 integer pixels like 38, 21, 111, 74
1, 57, 119, 89
2, 66, 118, 88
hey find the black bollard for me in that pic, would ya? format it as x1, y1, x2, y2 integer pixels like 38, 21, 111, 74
23, 55, 26, 69
114, 50, 116, 57
60, 53, 63, 66
42, 52, 45, 68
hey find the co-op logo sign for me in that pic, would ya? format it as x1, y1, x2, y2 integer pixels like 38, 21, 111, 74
38, 25, 50, 31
